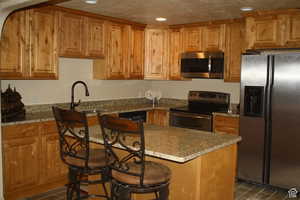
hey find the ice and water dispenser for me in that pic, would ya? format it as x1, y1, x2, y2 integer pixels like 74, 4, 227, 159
244, 86, 264, 117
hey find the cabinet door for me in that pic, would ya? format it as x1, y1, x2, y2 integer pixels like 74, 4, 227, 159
86, 17, 105, 58
40, 121, 68, 184
182, 27, 202, 52
106, 23, 127, 79
0, 10, 27, 79
147, 110, 169, 127
284, 14, 300, 47
213, 115, 239, 135
144, 29, 169, 80
30, 8, 58, 79
59, 12, 85, 57
169, 29, 183, 80
224, 22, 244, 82
128, 26, 144, 79
245, 16, 283, 49
202, 24, 225, 51
2, 124, 40, 193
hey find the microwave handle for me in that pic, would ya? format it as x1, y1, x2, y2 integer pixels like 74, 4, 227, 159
208, 56, 211, 72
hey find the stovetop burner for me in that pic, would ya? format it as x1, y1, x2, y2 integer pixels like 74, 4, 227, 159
170, 106, 228, 115
171, 91, 230, 115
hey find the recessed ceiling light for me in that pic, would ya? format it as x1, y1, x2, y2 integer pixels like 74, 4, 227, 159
156, 17, 167, 22
85, 0, 97, 4
240, 7, 254, 11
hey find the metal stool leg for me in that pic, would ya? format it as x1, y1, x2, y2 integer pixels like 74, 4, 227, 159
158, 185, 169, 200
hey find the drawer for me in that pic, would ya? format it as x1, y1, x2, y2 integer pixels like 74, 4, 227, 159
213, 115, 239, 135
2, 123, 40, 140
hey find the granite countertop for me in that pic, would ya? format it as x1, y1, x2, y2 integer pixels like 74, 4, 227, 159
87, 124, 241, 163
213, 111, 240, 118
1, 102, 185, 126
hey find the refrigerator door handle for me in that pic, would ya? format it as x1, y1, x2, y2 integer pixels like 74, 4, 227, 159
263, 55, 274, 184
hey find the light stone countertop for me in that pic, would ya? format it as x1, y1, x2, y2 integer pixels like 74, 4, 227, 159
213, 112, 240, 118
1, 103, 183, 126
87, 124, 241, 163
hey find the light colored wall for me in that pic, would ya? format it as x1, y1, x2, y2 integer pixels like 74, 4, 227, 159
1, 58, 241, 105
1, 58, 151, 105
151, 79, 240, 103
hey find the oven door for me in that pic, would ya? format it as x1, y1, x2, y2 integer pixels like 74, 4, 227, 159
169, 111, 212, 131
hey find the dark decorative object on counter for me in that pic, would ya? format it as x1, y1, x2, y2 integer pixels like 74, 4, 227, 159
1, 85, 25, 122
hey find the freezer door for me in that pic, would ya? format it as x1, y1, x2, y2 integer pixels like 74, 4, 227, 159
238, 54, 268, 184
269, 54, 300, 189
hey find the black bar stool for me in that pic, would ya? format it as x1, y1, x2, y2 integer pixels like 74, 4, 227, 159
98, 114, 171, 200
52, 107, 110, 200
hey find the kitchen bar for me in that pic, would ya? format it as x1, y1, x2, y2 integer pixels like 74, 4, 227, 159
87, 123, 241, 200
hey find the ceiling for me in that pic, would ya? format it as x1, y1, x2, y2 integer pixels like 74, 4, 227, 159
58, 0, 300, 25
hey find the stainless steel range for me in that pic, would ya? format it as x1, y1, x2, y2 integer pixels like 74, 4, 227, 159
170, 91, 230, 131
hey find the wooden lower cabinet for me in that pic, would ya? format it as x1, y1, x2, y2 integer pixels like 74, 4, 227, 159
2, 121, 68, 200
40, 121, 68, 184
147, 109, 169, 127
213, 114, 239, 135
3, 123, 41, 195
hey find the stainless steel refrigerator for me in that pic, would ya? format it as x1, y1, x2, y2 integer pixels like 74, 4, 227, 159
238, 50, 300, 189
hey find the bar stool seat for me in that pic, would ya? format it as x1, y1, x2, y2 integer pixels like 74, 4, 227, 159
112, 161, 171, 185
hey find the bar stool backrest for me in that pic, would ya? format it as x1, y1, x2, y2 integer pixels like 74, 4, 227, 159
52, 106, 90, 169
99, 114, 146, 186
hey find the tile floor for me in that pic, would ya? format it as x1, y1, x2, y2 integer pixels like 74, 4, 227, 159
20, 181, 297, 200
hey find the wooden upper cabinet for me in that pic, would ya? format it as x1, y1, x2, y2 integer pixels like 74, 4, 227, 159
0, 7, 59, 80
202, 24, 225, 51
93, 22, 129, 79
144, 28, 169, 80
128, 26, 145, 79
0, 11, 27, 79
224, 22, 244, 82
182, 26, 202, 52
86, 17, 105, 58
59, 12, 105, 58
245, 9, 300, 49
245, 16, 284, 49
284, 13, 300, 47
169, 28, 183, 80
59, 12, 85, 57
29, 8, 59, 79
106, 22, 128, 79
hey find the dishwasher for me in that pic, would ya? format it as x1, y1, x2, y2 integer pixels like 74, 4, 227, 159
118, 111, 147, 122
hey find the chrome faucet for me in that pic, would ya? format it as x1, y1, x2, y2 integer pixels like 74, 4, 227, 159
70, 81, 90, 110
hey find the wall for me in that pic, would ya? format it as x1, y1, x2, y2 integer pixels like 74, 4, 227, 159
1, 58, 151, 105
1, 58, 241, 105
151, 79, 240, 103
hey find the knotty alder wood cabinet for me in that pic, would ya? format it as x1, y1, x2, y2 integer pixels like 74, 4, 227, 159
213, 114, 239, 135
224, 22, 245, 82
144, 28, 169, 80
2, 121, 68, 200
169, 28, 184, 80
0, 7, 59, 79
147, 109, 169, 127
93, 23, 145, 80
244, 9, 300, 50
59, 11, 105, 58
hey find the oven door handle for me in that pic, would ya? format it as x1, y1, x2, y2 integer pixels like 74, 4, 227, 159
171, 112, 211, 119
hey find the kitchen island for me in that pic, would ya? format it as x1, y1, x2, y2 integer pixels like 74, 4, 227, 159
87, 124, 241, 200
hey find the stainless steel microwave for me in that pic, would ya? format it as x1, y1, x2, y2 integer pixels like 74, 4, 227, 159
180, 51, 224, 79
